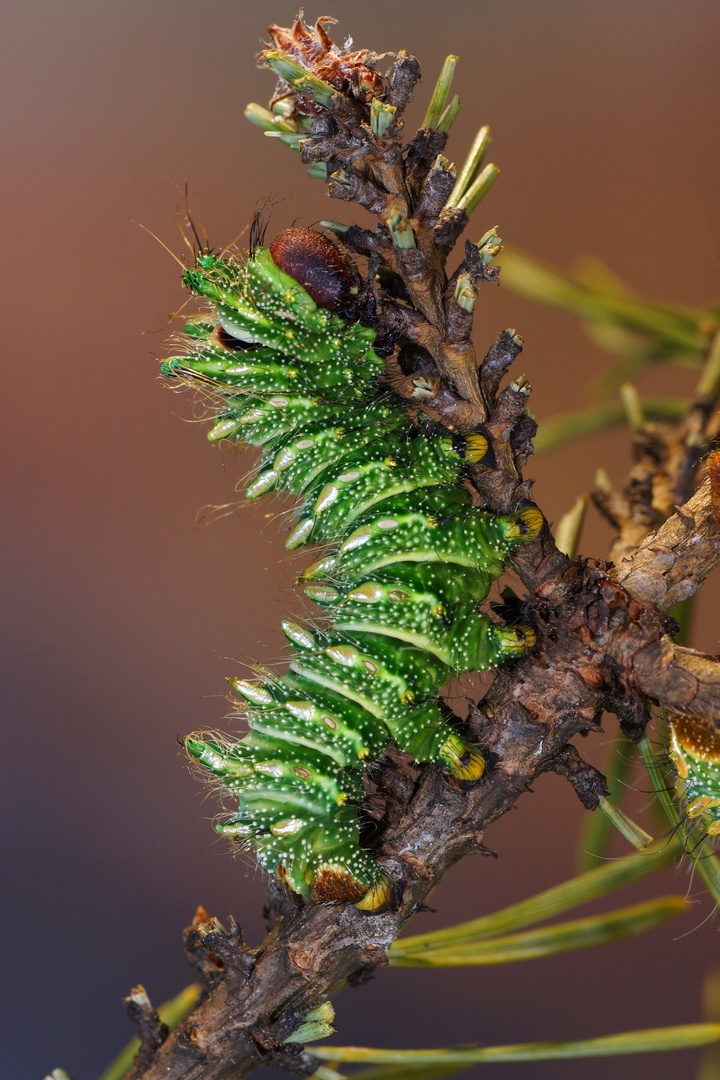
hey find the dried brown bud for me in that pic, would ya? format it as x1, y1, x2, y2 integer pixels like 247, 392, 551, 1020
266, 15, 382, 106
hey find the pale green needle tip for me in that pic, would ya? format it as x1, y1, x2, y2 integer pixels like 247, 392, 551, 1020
423, 55, 459, 130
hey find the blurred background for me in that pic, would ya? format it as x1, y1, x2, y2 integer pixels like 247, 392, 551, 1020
2, 1, 720, 1078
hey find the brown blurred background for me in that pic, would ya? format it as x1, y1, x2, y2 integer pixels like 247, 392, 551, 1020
2, 2, 719, 1078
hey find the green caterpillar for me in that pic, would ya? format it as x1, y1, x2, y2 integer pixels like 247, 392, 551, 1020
162, 229, 542, 910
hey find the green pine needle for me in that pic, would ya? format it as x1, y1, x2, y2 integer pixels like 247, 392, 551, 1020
535, 398, 690, 454
262, 51, 336, 108
596, 795, 654, 852
554, 494, 589, 559
499, 248, 708, 352
454, 163, 499, 215
389, 896, 687, 966
447, 126, 491, 207
308, 1023, 720, 1066
576, 737, 637, 871
437, 95, 461, 134
422, 56, 459, 129
390, 837, 682, 956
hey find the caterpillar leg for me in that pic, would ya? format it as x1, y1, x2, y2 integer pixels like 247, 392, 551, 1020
488, 624, 536, 659
355, 871, 394, 912
438, 729, 486, 782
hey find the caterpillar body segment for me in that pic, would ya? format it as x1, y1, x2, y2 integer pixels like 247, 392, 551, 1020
300, 492, 529, 581
167, 231, 541, 908
306, 562, 531, 668
668, 713, 720, 837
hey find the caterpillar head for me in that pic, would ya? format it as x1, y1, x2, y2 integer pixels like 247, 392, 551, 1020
269, 227, 362, 313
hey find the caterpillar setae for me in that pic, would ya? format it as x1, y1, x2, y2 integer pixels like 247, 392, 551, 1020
161, 227, 543, 910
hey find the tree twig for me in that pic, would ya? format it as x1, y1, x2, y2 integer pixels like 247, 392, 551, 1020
123, 23, 720, 1080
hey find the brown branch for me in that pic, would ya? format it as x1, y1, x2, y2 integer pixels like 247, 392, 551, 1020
630, 638, 720, 723
129, 481, 720, 1080
126, 440, 720, 1080
592, 399, 716, 565
614, 476, 720, 612
125, 25, 720, 1080
608, 475, 720, 721
124, 987, 169, 1073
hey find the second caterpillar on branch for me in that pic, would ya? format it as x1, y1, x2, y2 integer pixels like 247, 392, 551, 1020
162, 227, 543, 911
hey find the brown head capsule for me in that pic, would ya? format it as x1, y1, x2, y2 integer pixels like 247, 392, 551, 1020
269, 228, 361, 312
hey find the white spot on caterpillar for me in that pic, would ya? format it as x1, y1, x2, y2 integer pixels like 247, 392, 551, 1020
274, 447, 296, 471
326, 645, 358, 666
348, 584, 383, 602
305, 585, 340, 603
230, 680, 273, 705
218, 822, 253, 837
255, 761, 283, 778
282, 621, 316, 651
377, 518, 399, 530
314, 484, 339, 514
247, 471, 278, 498
238, 408, 266, 424
339, 527, 371, 553
285, 701, 315, 721
209, 417, 240, 440
286, 518, 314, 549
271, 818, 305, 836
